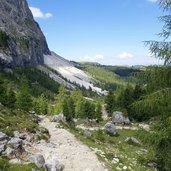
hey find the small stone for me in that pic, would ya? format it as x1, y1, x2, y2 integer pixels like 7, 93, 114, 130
125, 137, 141, 146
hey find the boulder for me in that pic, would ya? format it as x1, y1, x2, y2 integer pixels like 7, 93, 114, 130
30, 154, 45, 168
0, 132, 8, 141
45, 159, 64, 171
105, 122, 117, 135
83, 130, 92, 137
50, 113, 65, 123
125, 137, 141, 146
112, 111, 130, 124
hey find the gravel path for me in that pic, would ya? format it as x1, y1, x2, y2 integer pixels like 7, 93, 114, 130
27, 117, 106, 171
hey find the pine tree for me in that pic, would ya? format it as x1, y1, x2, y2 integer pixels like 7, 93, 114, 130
95, 103, 103, 121
54, 84, 68, 113
105, 90, 115, 116
34, 94, 47, 115
62, 96, 75, 122
15, 75, 32, 112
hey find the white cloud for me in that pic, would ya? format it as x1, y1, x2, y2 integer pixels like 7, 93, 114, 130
146, 0, 158, 3
119, 52, 134, 59
29, 7, 53, 19
81, 54, 104, 62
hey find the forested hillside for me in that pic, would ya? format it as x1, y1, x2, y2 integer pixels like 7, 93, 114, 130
79, 62, 140, 91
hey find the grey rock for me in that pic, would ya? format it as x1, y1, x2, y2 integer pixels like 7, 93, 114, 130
30, 154, 45, 168
112, 111, 130, 124
125, 137, 141, 146
105, 122, 117, 135
50, 113, 65, 123
8, 137, 22, 149
0, 139, 8, 145
0, 144, 6, 153
0, 132, 8, 141
83, 130, 92, 137
5, 147, 15, 158
45, 159, 64, 171
0, 102, 3, 107
13, 131, 26, 140
0, 0, 50, 67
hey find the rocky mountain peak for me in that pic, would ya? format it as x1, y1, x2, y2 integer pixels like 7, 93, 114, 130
0, 0, 50, 66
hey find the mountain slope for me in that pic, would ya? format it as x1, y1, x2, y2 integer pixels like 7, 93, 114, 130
44, 52, 107, 94
0, 0, 50, 66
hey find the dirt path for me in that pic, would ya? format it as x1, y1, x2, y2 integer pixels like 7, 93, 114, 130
27, 116, 106, 171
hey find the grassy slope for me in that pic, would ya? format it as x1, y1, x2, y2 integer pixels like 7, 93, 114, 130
79, 62, 139, 91
60, 120, 154, 171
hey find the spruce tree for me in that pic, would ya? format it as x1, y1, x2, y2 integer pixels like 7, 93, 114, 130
105, 90, 115, 116
95, 103, 103, 121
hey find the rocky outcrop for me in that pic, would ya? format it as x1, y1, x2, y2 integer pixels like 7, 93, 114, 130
0, 0, 50, 66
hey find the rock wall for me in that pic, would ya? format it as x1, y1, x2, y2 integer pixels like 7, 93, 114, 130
0, 0, 50, 66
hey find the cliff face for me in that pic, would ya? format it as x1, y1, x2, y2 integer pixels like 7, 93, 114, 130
0, 0, 50, 66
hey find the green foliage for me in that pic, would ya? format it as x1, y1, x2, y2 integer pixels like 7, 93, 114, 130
0, 107, 38, 136
63, 97, 75, 122
33, 94, 48, 115
80, 63, 134, 91
54, 84, 68, 114
15, 75, 32, 112
17, 38, 29, 53
105, 91, 115, 116
95, 103, 103, 121
117, 85, 134, 112
13, 67, 59, 99
0, 157, 43, 171
0, 30, 9, 49
145, 1, 171, 65
0, 78, 7, 104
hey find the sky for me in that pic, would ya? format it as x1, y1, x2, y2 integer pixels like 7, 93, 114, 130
27, 0, 164, 66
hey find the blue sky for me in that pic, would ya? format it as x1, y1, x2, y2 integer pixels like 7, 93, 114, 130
27, 0, 164, 66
